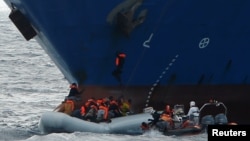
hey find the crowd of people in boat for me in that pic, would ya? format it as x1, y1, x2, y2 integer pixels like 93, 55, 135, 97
56, 82, 200, 131
56, 83, 132, 123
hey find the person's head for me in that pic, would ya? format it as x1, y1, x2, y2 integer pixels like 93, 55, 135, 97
70, 83, 77, 88
109, 96, 114, 101
96, 99, 103, 106
165, 104, 171, 110
190, 101, 195, 107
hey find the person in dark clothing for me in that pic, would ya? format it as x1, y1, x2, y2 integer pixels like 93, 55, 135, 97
65, 82, 83, 102
68, 83, 80, 97
109, 99, 122, 118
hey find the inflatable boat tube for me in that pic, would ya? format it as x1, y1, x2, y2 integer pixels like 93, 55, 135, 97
39, 111, 152, 135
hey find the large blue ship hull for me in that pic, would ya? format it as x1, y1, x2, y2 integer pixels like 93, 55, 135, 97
4, 0, 250, 124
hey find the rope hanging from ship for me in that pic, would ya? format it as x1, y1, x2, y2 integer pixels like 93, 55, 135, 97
144, 55, 179, 108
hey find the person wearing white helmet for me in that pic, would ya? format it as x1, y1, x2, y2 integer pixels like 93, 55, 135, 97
186, 101, 200, 126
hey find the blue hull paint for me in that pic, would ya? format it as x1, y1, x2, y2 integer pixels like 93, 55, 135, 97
4, 0, 250, 124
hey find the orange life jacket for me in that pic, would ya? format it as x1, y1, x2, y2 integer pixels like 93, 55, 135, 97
160, 113, 172, 122
80, 106, 86, 116
110, 100, 118, 105
85, 98, 96, 109
98, 105, 109, 120
115, 53, 126, 66
64, 99, 75, 115
160, 113, 174, 128
90, 105, 98, 111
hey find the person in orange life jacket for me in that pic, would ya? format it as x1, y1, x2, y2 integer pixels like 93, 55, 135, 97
84, 98, 96, 111
102, 97, 110, 107
71, 102, 89, 120
112, 52, 126, 83
96, 98, 110, 122
163, 104, 173, 117
57, 83, 81, 114
65, 83, 82, 117
85, 104, 98, 122
108, 96, 122, 118
155, 104, 174, 131
71, 105, 85, 119
63, 99, 75, 115
71, 97, 97, 120
161, 104, 174, 126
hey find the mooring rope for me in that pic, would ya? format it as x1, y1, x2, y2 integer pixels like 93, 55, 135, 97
144, 54, 179, 108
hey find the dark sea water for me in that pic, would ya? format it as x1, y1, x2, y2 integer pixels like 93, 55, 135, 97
0, 7, 207, 141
